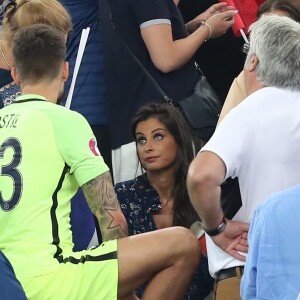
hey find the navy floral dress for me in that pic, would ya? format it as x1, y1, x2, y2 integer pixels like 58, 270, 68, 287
0, 82, 21, 108
115, 173, 214, 300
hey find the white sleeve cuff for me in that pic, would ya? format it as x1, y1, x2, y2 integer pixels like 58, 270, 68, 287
140, 19, 171, 29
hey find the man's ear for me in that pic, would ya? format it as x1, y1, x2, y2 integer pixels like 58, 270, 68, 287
62, 61, 69, 82
11, 67, 21, 85
244, 54, 263, 95
245, 54, 259, 72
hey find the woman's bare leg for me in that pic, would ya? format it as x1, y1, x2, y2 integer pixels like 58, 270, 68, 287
117, 226, 200, 300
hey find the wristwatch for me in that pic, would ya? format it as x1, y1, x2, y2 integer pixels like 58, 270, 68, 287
203, 218, 227, 237
190, 221, 205, 239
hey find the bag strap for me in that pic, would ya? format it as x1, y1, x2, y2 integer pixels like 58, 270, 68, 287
195, 61, 205, 77
106, 0, 176, 105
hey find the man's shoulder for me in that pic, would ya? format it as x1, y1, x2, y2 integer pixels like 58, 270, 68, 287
225, 87, 286, 120
44, 103, 87, 122
244, 86, 299, 103
231, 86, 300, 125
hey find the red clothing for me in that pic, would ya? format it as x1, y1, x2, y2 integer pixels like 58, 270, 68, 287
220, 0, 265, 35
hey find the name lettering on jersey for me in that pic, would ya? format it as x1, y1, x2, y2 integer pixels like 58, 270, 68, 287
89, 138, 101, 156
0, 114, 20, 129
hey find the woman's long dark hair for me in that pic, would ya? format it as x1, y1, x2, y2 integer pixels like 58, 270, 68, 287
257, 0, 300, 22
131, 103, 199, 228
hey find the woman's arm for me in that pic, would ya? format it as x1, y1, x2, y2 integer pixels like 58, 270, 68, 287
141, 9, 235, 73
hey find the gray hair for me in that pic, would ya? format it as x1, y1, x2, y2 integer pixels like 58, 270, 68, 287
246, 14, 300, 91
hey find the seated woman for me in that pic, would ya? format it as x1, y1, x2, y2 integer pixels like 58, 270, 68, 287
115, 103, 214, 300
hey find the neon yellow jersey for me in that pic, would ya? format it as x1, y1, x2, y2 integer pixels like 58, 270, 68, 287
0, 94, 109, 280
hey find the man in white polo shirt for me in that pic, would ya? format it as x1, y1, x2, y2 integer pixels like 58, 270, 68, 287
187, 15, 300, 300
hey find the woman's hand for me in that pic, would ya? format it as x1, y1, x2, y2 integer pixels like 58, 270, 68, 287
205, 10, 237, 39
186, 2, 233, 33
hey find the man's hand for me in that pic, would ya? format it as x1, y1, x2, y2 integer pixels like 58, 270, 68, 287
211, 219, 249, 261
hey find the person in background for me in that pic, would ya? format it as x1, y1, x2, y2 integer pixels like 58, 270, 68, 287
214, 0, 300, 257
0, 0, 16, 109
59, 0, 112, 171
241, 185, 300, 300
100, 0, 236, 183
115, 103, 214, 300
0, 0, 72, 106
59, 0, 112, 249
217, 0, 300, 124
187, 15, 300, 300
0, 23, 200, 300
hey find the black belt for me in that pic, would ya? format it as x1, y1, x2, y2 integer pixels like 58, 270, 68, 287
216, 266, 244, 282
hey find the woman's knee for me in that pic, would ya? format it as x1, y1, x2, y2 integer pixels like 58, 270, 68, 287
168, 227, 201, 265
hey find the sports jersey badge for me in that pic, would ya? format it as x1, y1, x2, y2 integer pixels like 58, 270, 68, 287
89, 138, 101, 156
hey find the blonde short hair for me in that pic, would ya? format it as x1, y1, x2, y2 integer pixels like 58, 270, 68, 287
2, 0, 72, 47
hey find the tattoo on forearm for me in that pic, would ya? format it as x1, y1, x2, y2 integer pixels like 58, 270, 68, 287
82, 172, 128, 241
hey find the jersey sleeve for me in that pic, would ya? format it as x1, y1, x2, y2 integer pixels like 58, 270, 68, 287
201, 107, 253, 180
53, 109, 109, 186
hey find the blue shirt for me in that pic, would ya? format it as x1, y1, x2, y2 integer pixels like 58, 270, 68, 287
241, 185, 300, 300
59, 0, 107, 125
115, 174, 214, 300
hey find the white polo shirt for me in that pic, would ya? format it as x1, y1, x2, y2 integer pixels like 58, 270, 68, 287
201, 86, 300, 277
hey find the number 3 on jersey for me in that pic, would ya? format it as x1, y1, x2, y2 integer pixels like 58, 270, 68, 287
0, 138, 23, 211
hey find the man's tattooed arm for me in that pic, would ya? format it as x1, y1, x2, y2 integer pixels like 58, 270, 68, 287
82, 171, 128, 241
